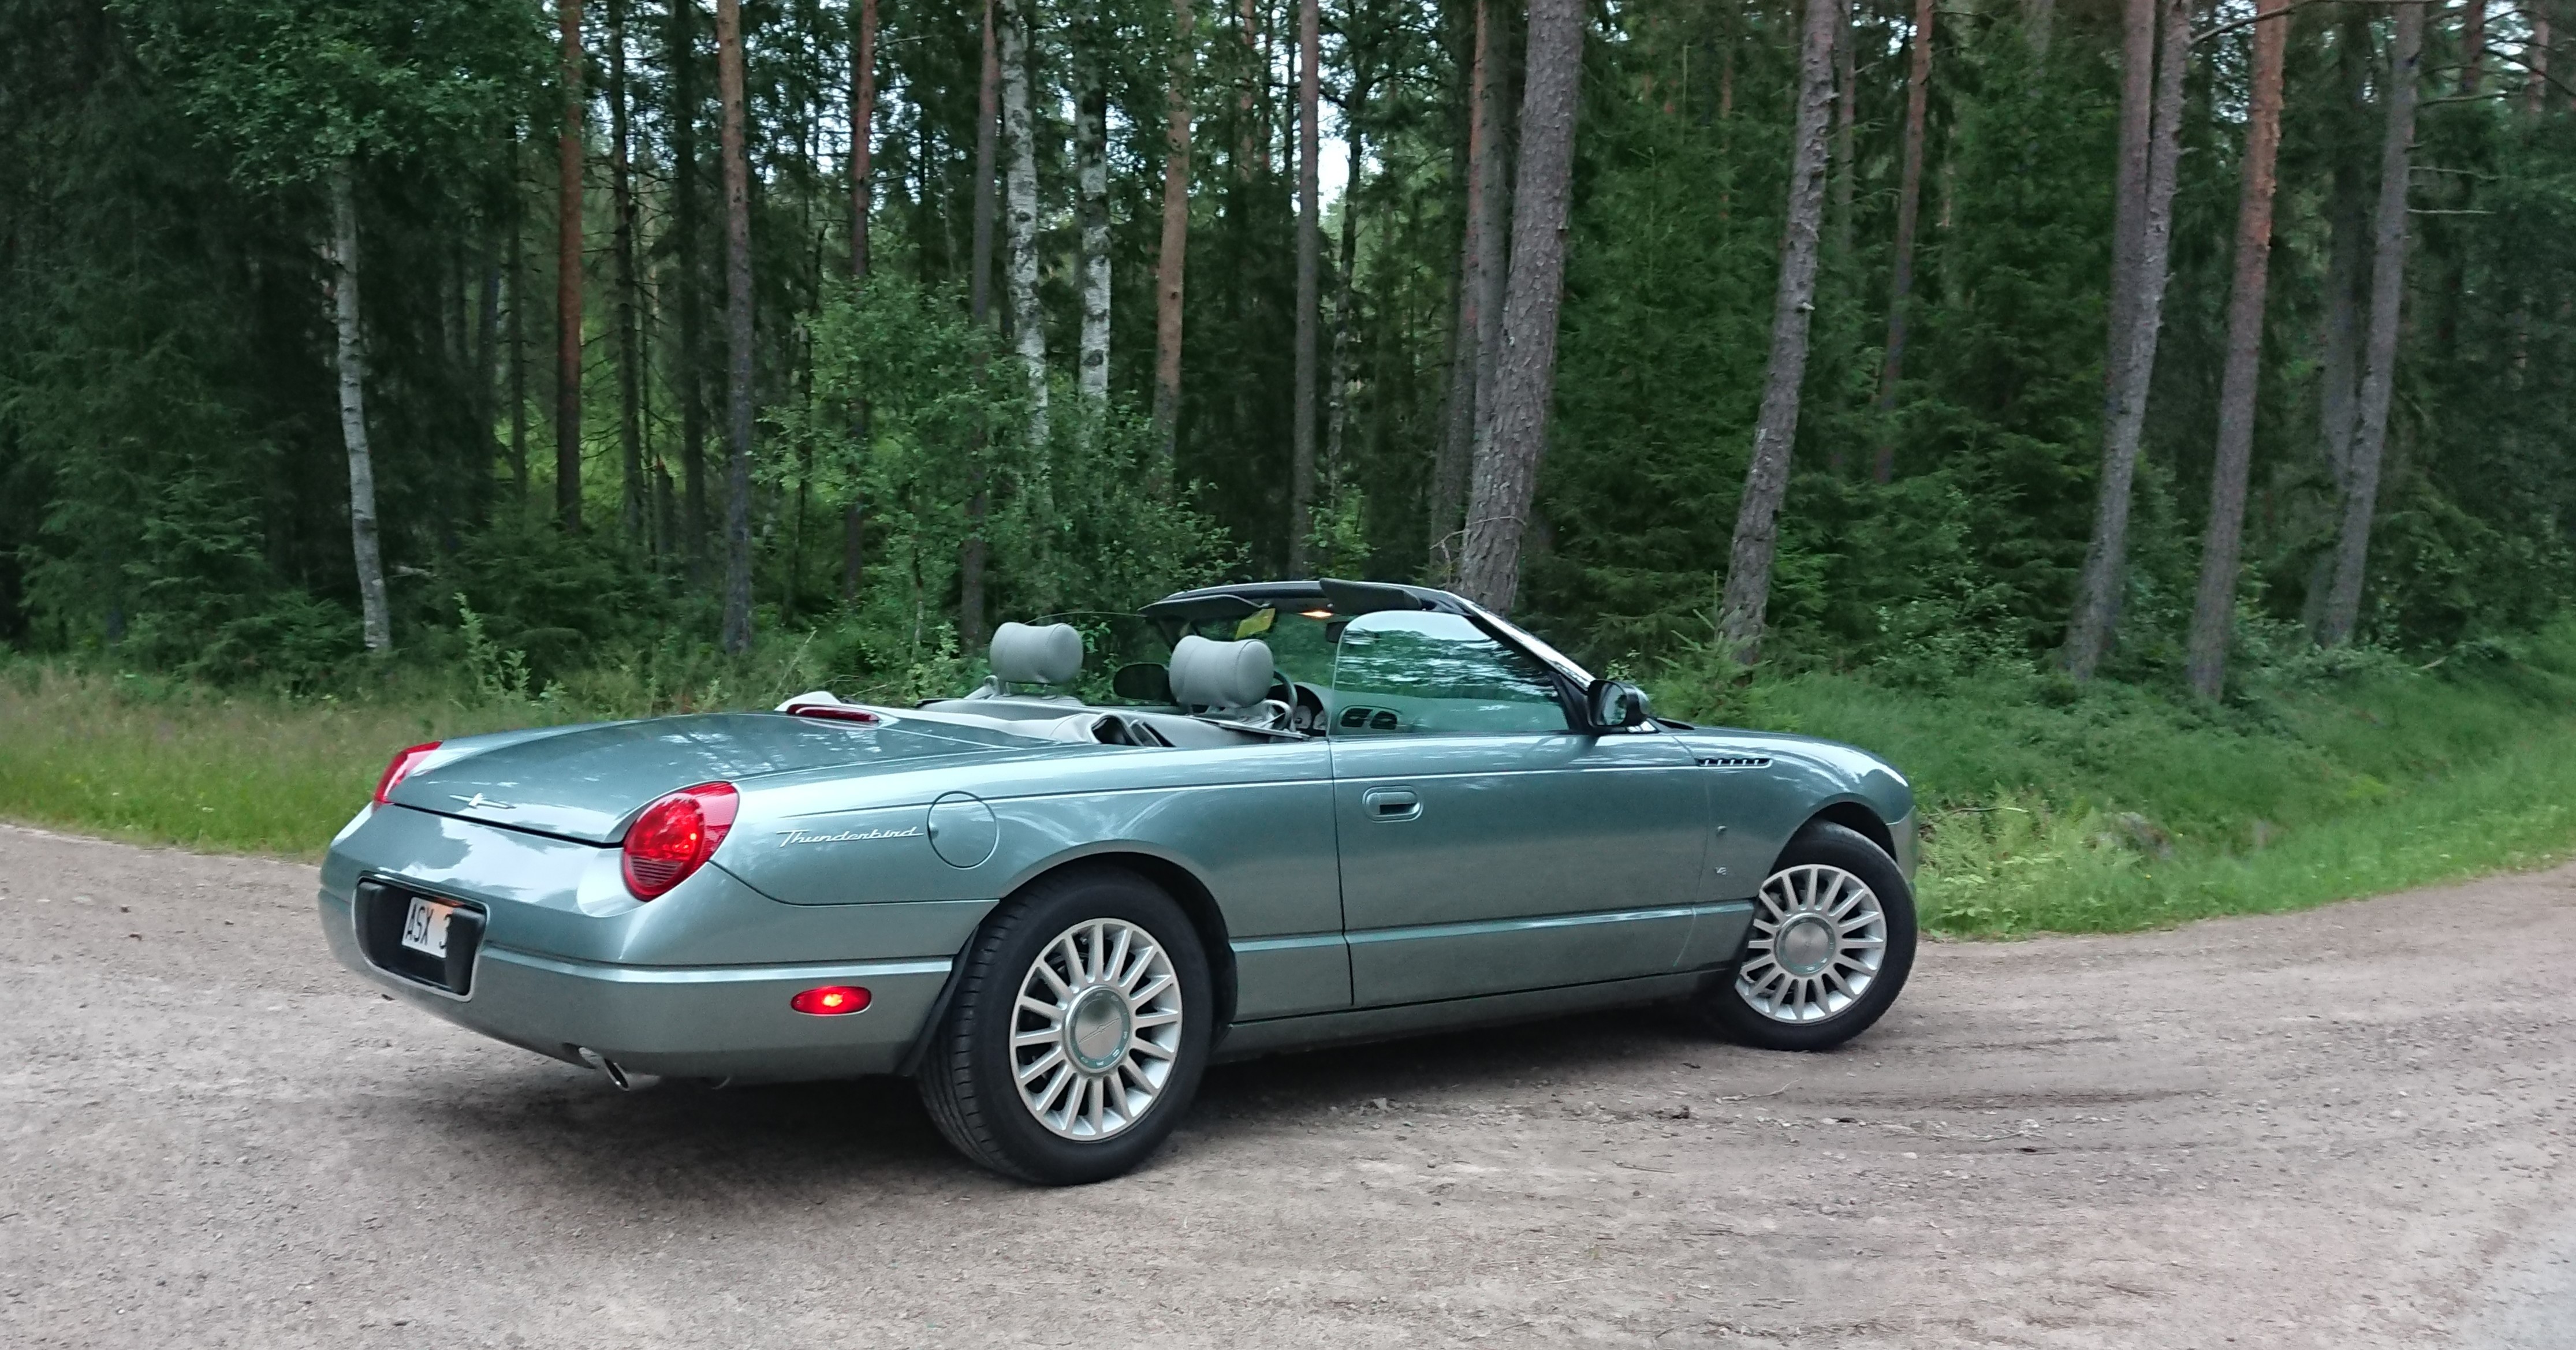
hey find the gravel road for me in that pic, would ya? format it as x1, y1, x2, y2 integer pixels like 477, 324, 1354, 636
3, 821, 2571, 1348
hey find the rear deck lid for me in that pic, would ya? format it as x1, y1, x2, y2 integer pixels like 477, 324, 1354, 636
385, 711, 1041, 843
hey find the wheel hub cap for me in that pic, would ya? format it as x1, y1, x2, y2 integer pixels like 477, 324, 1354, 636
1776, 915, 1836, 975
1735, 863, 1889, 1024
1011, 918, 1185, 1141
1067, 987, 1132, 1071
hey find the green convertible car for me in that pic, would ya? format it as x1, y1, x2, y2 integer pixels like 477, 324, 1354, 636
321, 579, 1918, 1183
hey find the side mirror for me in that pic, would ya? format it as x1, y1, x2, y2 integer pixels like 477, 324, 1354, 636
1586, 678, 1652, 731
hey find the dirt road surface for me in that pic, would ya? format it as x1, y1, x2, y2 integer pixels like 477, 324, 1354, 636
3, 822, 2570, 1348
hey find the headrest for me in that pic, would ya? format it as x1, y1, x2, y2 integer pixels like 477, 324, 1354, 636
990, 621, 1083, 685
1169, 635, 1273, 710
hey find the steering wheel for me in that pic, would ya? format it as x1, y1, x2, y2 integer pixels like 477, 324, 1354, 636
1269, 674, 1327, 734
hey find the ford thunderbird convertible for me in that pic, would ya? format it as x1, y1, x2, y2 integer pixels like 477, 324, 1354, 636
321, 579, 1918, 1183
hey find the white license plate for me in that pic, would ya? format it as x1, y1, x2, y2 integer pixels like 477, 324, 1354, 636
399, 896, 456, 959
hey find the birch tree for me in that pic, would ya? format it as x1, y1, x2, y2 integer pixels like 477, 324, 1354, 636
1075, 21, 1112, 407
1716, 0, 1844, 662
129, 0, 534, 653
1000, 0, 1049, 458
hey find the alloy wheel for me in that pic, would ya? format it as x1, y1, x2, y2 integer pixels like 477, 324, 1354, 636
1735, 863, 1889, 1024
1011, 918, 1184, 1140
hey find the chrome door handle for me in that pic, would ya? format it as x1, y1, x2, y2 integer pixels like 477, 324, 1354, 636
1361, 787, 1422, 822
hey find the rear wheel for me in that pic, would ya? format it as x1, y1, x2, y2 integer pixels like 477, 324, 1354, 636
916, 867, 1213, 1184
1688, 821, 1917, 1052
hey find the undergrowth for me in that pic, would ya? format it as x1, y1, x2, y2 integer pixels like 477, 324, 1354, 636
3, 620, 2574, 937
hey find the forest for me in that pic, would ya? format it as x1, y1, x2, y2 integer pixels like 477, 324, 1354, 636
8, 0, 2576, 930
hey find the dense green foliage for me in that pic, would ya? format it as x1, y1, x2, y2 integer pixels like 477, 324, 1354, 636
6, 0, 2574, 689
6, 0, 2576, 933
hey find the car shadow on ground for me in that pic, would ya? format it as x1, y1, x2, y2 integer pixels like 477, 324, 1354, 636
393, 1001, 1770, 1200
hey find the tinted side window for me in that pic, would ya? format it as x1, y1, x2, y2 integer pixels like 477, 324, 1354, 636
1329, 610, 1570, 735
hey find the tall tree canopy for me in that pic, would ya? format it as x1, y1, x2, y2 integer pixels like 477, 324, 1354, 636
5, 0, 2575, 697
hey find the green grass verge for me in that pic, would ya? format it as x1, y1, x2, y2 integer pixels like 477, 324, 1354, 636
4, 625, 2574, 936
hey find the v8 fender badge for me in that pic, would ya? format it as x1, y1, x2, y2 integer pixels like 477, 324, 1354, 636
776, 826, 923, 846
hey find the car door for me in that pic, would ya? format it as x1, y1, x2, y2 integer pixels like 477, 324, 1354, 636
1326, 609, 1710, 1007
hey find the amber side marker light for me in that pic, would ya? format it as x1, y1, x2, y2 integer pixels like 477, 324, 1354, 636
791, 986, 871, 1016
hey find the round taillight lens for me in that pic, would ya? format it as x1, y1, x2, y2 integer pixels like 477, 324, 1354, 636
621, 782, 740, 900
790, 985, 871, 1016
372, 741, 443, 807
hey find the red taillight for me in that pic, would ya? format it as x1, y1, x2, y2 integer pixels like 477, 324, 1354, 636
372, 742, 443, 807
785, 703, 880, 725
791, 985, 871, 1016
621, 782, 740, 900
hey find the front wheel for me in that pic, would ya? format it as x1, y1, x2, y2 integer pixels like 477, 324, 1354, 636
1688, 821, 1917, 1052
916, 867, 1213, 1184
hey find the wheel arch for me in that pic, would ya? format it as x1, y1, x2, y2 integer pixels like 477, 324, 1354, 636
899, 846, 1240, 1082
1788, 799, 1898, 867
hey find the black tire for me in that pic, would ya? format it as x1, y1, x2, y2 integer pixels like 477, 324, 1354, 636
916, 866, 1214, 1184
1687, 820, 1917, 1052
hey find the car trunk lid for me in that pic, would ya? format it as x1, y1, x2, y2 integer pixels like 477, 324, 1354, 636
385, 711, 1041, 844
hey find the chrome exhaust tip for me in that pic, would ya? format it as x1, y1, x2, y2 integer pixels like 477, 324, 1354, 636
575, 1046, 660, 1092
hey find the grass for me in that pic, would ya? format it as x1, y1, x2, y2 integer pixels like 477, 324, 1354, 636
5, 623, 2575, 935
1652, 620, 2576, 934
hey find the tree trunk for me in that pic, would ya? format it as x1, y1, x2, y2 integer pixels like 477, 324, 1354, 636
1715, 0, 1841, 662
2185, 0, 2290, 699
1468, 17, 1511, 489
1429, 0, 1499, 576
2099, 0, 2157, 460
327, 161, 393, 654
961, 0, 1001, 652
2530, 5, 2551, 115
2320, 0, 2424, 646
668, 0, 709, 580
556, 0, 586, 531
475, 227, 501, 501
2462, 0, 2485, 94
1455, 0, 1585, 613
1076, 40, 1112, 406
851, 0, 875, 282
716, 0, 756, 654
971, 0, 1001, 327
508, 182, 530, 502
2304, 10, 2372, 636
1151, 0, 1195, 495
2062, 0, 2187, 679
610, 0, 644, 541
1000, 0, 1049, 454
1871, 0, 1934, 483
1830, 0, 1858, 274
845, 0, 877, 603
1328, 72, 1371, 528
1288, 0, 1321, 575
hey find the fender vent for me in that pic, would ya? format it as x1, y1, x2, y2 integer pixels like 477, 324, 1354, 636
1697, 755, 1773, 769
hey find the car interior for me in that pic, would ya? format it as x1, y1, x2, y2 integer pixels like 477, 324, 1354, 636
777, 579, 1565, 749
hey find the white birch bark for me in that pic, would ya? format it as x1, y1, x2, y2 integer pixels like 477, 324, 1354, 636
327, 159, 392, 654
1075, 39, 1111, 405
1000, 0, 1050, 452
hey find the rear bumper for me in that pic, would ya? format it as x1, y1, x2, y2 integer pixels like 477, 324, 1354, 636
319, 889, 952, 1082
